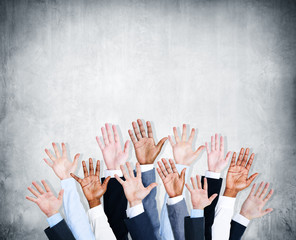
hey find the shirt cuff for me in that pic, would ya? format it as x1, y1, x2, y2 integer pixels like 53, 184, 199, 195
140, 164, 154, 172
47, 213, 63, 228
191, 209, 204, 218
217, 196, 236, 208
61, 177, 76, 189
233, 213, 250, 227
104, 169, 123, 178
167, 195, 184, 205
176, 164, 189, 173
205, 170, 221, 179
87, 204, 105, 220
126, 203, 144, 218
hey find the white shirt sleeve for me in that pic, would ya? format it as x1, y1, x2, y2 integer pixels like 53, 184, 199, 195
104, 169, 123, 178
126, 203, 145, 218
87, 205, 116, 240
205, 170, 221, 179
212, 196, 236, 240
61, 178, 95, 240
140, 164, 154, 172
167, 195, 184, 205
232, 213, 250, 227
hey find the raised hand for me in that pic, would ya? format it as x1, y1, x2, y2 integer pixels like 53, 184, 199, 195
44, 142, 80, 180
224, 148, 259, 197
26, 180, 64, 217
205, 134, 232, 172
96, 123, 129, 170
115, 162, 157, 207
240, 182, 274, 220
70, 158, 111, 208
186, 175, 218, 209
157, 158, 186, 198
128, 119, 167, 165
168, 124, 204, 166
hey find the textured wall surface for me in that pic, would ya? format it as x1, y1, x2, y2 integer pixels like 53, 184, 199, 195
0, 0, 295, 239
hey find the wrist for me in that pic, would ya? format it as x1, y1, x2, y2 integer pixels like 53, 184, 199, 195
60, 174, 71, 180
208, 168, 221, 173
223, 188, 239, 197
88, 199, 101, 208
129, 200, 142, 207
46, 210, 59, 218
168, 192, 182, 198
239, 210, 252, 220
193, 205, 204, 210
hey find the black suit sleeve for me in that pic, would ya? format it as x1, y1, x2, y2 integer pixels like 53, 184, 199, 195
229, 220, 247, 240
102, 177, 128, 240
44, 219, 75, 240
184, 216, 205, 240
124, 212, 157, 240
201, 176, 223, 240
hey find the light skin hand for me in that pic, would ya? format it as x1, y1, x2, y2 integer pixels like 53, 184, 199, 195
205, 134, 232, 173
129, 119, 167, 165
96, 123, 130, 170
70, 158, 111, 208
157, 158, 186, 198
168, 124, 204, 166
115, 162, 157, 207
185, 175, 218, 210
224, 148, 259, 197
44, 143, 80, 180
240, 182, 273, 220
26, 180, 64, 218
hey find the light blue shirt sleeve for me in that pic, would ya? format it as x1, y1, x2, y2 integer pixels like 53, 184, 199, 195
47, 213, 63, 228
191, 209, 204, 218
61, 178, 95, 240
159, 164, 189, 240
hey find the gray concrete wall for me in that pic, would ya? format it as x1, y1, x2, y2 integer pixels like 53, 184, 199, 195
0, 0, 295, 239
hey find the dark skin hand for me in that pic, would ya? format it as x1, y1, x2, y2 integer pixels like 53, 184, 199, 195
157, 158, 186, 198
71, 158, 111, 208
224, 148, 259, 197
129, 119, 167, 165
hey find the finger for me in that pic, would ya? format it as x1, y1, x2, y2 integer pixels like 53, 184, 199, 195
220, 136, 224, 153
205, 142, 210, 155
156, 137, 168, 152
105, 123, 114, 143
158, 159, 168, 177
162, 158, 173, 174
45, 149, 56, 162
128, 129, 137, 145
28, 186, 40, 197
70, 173, 82, 183
180, 168, 186, 182
225, 151, 232, 164
96, 137, 105, 150
209, 193, 218, 203
169, 159, 178, 173
173, 127, 180, 143
126, 162, 135, 178
123, 140, 130, 154
146, 121, 153, 138
248, 183, 257, 197
240, 148, 249, 166
156, 167, 165, 180
82, 160, 89, 178
26, 196, 37, 203
102, 176, 111, 190
115, 174, 125, 185
168, 135, 175, 146
255, 181, 265, 197
43, 158, 53, 168
236, 148, 245, 166
262, 208, 273, 217
263, 189, 274, 202
181, 124, 187, 141
52, 142, 61, 158
146, 182, 158, 193
191, 177, 197, 189
196, 175, 202, 189
137, 119, 147, 138
194, 145, 205, 157
112, 125, 120, 142
120, 164, 130, 179
95, 160, 100, 176
89, 158, 94, 176
215, 134, 219, 150
101, 127, 109, 145
185, 183, 193, 192
32, 181, 44, 194
230, 152, 236, 167
247, 173, 259, 186
73, 153, 80, 169
132, 121, 142, 140
259, 183, 270, 199
136, 162, 141, 179
58, 189, 64, 200
188, 128, 195, 143
246, 153, 255, 170
211, 136, 214, 151
61, 143, 67, 157
203, 177, 208, 191
41, 180, 51, 192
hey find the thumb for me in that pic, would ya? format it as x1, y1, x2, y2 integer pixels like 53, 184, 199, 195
180, 168, 186, 183
156, 137, 168, 152
58, 189, 64, 201
262, 208, 273, 217
146, 182, 158, 194
102, 176, 111, 190
73, 153, 80, 169
194, 145, 205, 157
247, 173, 259, 186
208, 193, 218, 204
